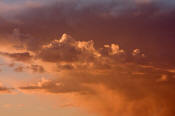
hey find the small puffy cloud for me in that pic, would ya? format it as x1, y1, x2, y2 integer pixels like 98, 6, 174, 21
132, 49, 141, 56
103, 44, 125, 56
111, 44, 124, 55
132, 49, 145, 58
103, 44, 125, 55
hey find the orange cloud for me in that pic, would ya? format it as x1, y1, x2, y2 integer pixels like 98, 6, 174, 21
0, 1, 175, 115
16, 34, 175, 116
0, 83, 13, 94
0, 52, 33, 63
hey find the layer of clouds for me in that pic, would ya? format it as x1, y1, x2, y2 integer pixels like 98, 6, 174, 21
0, 0, 175, 116
18, 34, 175, 116
0, 0, 175, 66
0, 31, 175, 115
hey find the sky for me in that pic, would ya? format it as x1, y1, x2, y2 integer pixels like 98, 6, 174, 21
0, 0, 175, 116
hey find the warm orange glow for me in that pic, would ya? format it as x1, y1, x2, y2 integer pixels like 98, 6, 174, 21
0, 0, 175, 116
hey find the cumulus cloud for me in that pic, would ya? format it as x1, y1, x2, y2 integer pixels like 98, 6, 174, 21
38, 33, 101, 64
103, 44, 125, 55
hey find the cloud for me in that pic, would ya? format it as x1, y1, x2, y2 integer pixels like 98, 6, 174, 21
0, 19, 174, 114
0, 0, 175, 66
0, 84, 13, 94
13, 64, 45, 73
132, 49, 141, 56
0, 0, 174, 67
14, 65, 24, 72
37, 33, 101, 64
19, 61, 175, 116
17, 34, 175, 116
157, 74, 168, 82
0, 52, 33, 62
0, 0, 47, 17
28, 65, 45, 73
0, 0, 175, 115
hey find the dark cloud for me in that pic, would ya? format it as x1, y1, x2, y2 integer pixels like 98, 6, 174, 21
0, 87, 10, 91
0, 52, 33, 62
0, 85, 13, 93
0, 1, 174, 66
